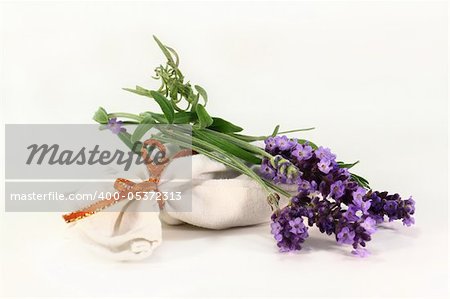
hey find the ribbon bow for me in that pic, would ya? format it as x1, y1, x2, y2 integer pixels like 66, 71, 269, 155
62, 139, 192, 223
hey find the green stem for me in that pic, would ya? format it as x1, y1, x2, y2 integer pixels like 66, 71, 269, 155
263, 179, 293, 198
230, 127, 315, 143
230, 133, 267, 142
278, 127, 315, 134
204, 128, 273, 158
108, 112, 142, 122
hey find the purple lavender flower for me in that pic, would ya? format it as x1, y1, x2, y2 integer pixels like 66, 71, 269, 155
264, 137, 277, 154
350, 188, 371, 215
353, 197, 371, 215
352, 187, 366, 202
260, 160, 276, 180
315, 146, 336, 161
298, 179, 317, 193
343, 206, 360, 222
289, 217, 306, 234
106, 118, 126, 134
271, 222, 282, 235
271, 206, 309, 252
317, 159, 332, 174
337, 227, 355, 245
404, 197, 416, 214
360, 217, 377, 234
292, 144, 313, 161
275, 135, 292, 151
330, 180, 345, 199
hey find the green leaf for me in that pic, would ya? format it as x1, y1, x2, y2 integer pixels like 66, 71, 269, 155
205, 128, 269, 158
136, 85, 151, 94
169, 83, 178, 102
194, 129, 261, 165
166, 46, 180, 66
195, 104, 213, 128
351, 173, 370, 189
131, 114, 155, 143
153, 35, 175, 65
271, 125, 280, 137
123, 86, 151, 97
93, 107, 109, 124
149, 90, 175, 123
124, 87, 175, 123
174, 111, 196, 124
194, 85, 208, 106
190, 94, 199, 112
144, 112, 167, 124
338, 160, 360, 169
145, 111, 195, 124
209, 117, 243, 133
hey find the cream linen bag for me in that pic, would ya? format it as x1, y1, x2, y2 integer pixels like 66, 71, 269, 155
71, 154, 292, 260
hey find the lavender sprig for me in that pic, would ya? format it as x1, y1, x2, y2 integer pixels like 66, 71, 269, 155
265, 135, 415, 256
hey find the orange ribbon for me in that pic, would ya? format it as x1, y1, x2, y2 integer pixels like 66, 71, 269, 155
62, 139, 193, 223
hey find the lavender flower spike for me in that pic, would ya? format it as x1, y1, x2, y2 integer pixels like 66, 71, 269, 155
263, 135, 415, 258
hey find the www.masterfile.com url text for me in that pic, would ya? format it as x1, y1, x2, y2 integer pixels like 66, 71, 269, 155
9, 191, 182, 202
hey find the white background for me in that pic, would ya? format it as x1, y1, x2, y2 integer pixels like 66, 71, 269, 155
0, 1, 448, 298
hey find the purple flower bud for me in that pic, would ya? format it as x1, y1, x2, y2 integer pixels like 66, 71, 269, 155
266, 155, 300, 184
383, 200, 398, 216
317, 215, 335, 235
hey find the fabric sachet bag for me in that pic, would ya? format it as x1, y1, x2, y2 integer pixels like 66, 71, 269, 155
71, 154, 291, 260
